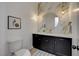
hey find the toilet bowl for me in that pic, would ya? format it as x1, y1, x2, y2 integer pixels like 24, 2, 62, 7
15, 49, 31, 56
8, 39, 31, 56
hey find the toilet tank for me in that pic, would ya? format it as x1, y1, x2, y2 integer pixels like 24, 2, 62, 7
8, 39, 23, 53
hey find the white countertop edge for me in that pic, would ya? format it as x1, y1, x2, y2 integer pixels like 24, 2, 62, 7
33, 32, 72, 38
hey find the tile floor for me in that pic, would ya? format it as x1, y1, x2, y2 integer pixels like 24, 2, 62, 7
32, 49, 55, 56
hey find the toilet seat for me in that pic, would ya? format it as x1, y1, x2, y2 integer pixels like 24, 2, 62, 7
15, 49, 31, 56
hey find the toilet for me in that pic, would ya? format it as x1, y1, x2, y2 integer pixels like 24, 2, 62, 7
8, 40, 31, 56
15, 49, 31, 56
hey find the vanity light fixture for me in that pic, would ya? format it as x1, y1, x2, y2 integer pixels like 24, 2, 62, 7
32, 14, 38, 22
37, 2, 42, 16
56, 2, 69, 16
61, 11, 65, 15
32, 2, 45, 22
31, 2, 43, 22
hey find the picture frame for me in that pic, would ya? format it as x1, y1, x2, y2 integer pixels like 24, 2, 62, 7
8, 16, 21, 29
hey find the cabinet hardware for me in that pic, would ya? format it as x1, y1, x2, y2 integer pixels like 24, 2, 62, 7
72, 45, 77, 49
77, 46, 79, 50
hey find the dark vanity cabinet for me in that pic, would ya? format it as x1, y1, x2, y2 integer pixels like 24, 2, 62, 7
33, 34, 72, 56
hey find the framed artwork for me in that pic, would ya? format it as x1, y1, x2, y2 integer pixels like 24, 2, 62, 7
8, 16, 21, 29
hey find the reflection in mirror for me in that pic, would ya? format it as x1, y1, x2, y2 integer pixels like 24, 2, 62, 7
54, 17, 59, 27
38, 12, 56, 33
37, 2, 72, 35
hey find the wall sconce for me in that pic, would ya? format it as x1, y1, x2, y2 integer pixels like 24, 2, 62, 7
56, 2, 69, 16
61, 11, 65, 15
31, 13, 44, 22
31, 2, 44, 22
31, 14, 38, 22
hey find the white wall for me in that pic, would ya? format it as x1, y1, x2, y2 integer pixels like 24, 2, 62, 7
0, 3, 7, 56
6, 2, 37, 48
0, 2, 38, 56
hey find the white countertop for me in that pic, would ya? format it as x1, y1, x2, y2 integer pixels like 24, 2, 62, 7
33, 32, 72, 38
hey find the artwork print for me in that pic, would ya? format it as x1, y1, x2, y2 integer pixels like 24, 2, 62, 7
8, 16, 21, 29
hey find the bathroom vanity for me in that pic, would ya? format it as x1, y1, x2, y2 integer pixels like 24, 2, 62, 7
32, 2, 79, 56
33, 33, 72, 56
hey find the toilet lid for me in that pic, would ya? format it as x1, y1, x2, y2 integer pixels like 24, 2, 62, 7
15, 49, 31, 56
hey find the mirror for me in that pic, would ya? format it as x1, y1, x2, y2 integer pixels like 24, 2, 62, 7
38, 12, 62, 33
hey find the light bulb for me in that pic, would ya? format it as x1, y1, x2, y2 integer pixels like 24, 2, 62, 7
31, 14, 38, 22
61, 11, 65, 14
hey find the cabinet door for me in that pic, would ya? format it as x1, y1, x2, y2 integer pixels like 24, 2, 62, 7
55, 37, 72, 56
33, 34, 41, 49
40, 35, 55, 54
